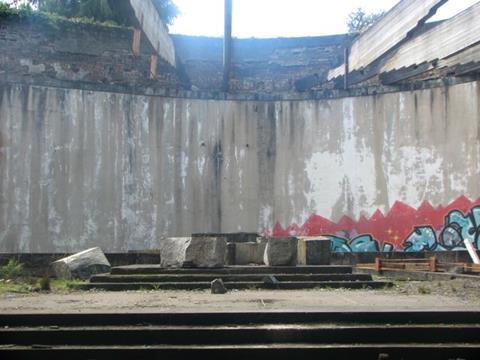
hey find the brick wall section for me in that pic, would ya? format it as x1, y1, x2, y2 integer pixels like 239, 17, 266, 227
0, 17, 182, 89
173, 34, 351, 93
0, 17, 350, 94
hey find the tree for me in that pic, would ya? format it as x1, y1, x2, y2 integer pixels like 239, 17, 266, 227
347, 8, 385, 34
16, 0, 178, 26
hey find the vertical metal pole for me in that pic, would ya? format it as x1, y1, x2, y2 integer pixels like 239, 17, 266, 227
223, 0, 232, 92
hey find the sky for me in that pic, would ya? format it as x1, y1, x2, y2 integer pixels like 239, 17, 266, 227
170, 0, 479, 38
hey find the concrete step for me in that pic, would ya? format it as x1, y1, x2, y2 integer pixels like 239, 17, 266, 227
2, 311, 479, 359
110, 265, 354, 275
90, 273, 373, 283
2, 324, 480, 345
2, 311, 480, 327
1, 343, 479, 359
75, 280, 391, 291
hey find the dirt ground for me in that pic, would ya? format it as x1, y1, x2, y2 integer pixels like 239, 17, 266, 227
0, 279, 479, 314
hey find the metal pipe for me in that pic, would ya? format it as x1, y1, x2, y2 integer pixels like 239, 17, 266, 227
223, 0, 232, 92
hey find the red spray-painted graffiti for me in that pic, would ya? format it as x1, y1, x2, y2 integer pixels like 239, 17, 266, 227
271, 196, 480, 251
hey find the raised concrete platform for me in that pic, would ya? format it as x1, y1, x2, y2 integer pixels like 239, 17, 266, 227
82, 265, 391, 291
110, 265, 353, 275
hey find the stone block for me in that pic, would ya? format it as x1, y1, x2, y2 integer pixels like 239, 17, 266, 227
51, 247, 110, 280
297, 237, 331, 265
160, 236, 227, 268
263, 237, 298, 266
160, 237, 191, 268
235, 239, 267, 265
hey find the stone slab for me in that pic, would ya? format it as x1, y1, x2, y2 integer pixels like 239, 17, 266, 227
51, 247, 110, 280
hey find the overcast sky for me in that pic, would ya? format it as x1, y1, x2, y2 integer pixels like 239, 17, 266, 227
170, 0, 479, 38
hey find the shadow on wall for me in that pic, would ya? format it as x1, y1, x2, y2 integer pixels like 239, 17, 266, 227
272, 196, 480, 252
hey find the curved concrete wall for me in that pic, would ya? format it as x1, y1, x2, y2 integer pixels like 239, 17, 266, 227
0, 82, 479, 252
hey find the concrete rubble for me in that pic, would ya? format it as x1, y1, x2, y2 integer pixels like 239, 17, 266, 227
51, 247, 111, 280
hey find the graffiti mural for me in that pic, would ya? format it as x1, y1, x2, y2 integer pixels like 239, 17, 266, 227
271, 196, 480, 252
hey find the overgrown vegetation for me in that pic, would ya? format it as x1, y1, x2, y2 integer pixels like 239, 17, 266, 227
0, 1, 126, 27
2, 0, 178, 27
0, 258, 82, 295
347, 7, 385, 35
0, 1, 34, 18
0, 258, 24, 279
0, 277, 83, 295
417, 285, 432, 295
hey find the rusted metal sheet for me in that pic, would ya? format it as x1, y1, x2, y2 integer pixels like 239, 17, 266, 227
382, 2, 480, 72
328, 0, 446, 80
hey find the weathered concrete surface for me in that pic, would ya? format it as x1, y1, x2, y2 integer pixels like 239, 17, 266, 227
51, 247, 110, 280
297, 237, 331, 265
0, 81, 479, 252
263, 237, 298, 266
160, 237, 227, 268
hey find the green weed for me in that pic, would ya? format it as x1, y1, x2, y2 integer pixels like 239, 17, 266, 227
0, 258, 24, 280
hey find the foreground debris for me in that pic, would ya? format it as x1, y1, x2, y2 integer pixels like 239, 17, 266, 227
210, 278, 227, 294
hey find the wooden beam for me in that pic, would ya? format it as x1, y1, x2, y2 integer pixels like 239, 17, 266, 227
223, 0, 233, 92
380, 62, 433, 84
439, 42, 480, 68
328, 0, 446, 80
150, 54, 158, 79
429, 256, 436, 272
382, 2, 480, 73
129, 0, 176, 67
132, 28, 141, 56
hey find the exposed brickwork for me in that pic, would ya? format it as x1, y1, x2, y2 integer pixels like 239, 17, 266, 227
0, 17, 350, 95
173, 35, 351, 93
0, 17, 182, 89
